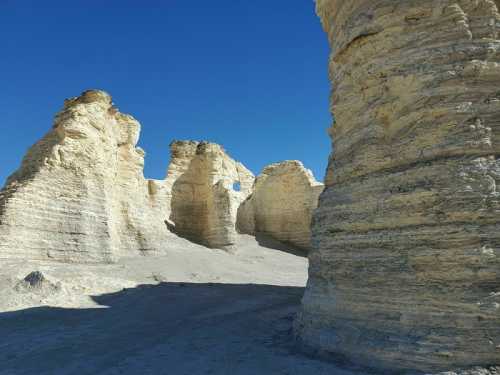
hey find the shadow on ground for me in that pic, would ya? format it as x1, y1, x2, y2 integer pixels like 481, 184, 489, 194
254, 234, 308, 257
0, 282, 361, 375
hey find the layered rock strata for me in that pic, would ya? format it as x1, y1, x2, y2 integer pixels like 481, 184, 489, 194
0, 90, 172, 263
297, 0, 500, 373
237, 161, 323, 251
169, 141, 254, 250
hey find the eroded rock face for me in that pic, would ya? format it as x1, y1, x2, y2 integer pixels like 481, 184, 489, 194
237, 161, 323, 251
169, 141, 254, 250
297, 0, 500, 373
0, 90, 172, 263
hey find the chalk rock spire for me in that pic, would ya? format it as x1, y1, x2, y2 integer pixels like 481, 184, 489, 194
297, 1, 500, 373
168, 141, 254, 250
0, 90, 172, 263
237, 160, 323, 251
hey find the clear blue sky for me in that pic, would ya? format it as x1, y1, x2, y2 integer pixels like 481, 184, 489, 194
1, 1, 331, 186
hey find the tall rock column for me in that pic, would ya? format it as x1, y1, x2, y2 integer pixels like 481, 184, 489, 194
169, 141, 254, 250
237, 161, 324, 251
0, 90, 173, 263
297, 1, 500, 373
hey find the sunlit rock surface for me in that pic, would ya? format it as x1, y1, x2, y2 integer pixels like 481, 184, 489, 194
0, 90, 172, 263
297, 0, 500, 373
237, 161, 323, 251
169, 141, 254, 250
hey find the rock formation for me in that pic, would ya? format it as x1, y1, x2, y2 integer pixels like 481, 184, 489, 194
237, 161, 323, 251
0, 90, 172, 263
169, 141, 254, 250
297, 0, 500, 373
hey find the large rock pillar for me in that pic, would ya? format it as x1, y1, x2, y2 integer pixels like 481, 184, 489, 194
169, 141, 254, 250
0, 90, 173, 263
297, 0, 500, 372
237, 161, 324, 251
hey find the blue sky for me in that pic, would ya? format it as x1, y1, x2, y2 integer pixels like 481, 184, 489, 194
0, 1, 331, 185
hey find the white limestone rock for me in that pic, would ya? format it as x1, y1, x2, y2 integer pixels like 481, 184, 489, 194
297, 1, 500, 373
237, 161, 323, 251
168, 141, 254, 250
0, 90, 173, 263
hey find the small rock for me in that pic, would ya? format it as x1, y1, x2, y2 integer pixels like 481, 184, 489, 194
15, 271, 61, 294
23, 271, 46, 288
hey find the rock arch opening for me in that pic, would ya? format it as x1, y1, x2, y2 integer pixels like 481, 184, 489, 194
232, 181, 241, 192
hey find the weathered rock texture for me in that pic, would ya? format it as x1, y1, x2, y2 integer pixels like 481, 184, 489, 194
297, 0, 500, 373
0, 90, 172, 263
237, 161, 323, 251
169, 141, 254, 249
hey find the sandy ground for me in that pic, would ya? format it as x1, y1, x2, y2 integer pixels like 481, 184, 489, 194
0, 235, 366, 375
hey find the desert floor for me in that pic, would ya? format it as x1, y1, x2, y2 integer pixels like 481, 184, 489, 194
0, 235, 366, 375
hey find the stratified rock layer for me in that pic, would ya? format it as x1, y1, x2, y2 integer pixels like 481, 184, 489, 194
237, 161, 323, 251
0, 90, 172, 263
169, 141, 254, 250
297, 1, 500, 373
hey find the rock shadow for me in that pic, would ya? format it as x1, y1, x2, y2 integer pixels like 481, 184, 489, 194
0, 282, 349, 375
254, 233, 308, 258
